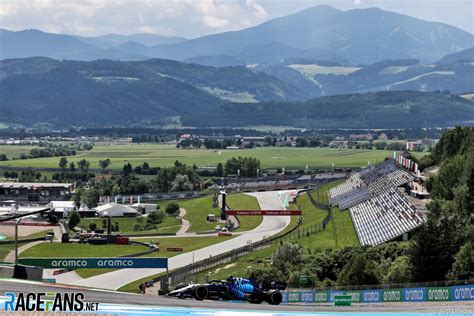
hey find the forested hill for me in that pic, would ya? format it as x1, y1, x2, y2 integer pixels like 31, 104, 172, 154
182, 91, 474, 129
0, 57, 309, 126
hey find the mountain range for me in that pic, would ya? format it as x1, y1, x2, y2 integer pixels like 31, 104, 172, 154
1, 5, 473, 65
1, 56, 473, 128
0, 57, 312, 125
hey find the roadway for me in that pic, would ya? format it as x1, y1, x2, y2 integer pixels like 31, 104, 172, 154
51, 190, 295, 290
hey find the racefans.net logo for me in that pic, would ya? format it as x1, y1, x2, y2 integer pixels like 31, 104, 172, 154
4, 291, 99, 312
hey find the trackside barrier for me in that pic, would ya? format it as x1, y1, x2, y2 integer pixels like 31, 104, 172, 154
280, 284, 473, 304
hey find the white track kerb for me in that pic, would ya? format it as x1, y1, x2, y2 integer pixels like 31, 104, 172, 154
53, 190, 295, 290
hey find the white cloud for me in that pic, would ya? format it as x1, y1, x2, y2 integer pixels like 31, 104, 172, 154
0, 0, 471, 37
0, 0, 272, 37
202, 15, 229, 28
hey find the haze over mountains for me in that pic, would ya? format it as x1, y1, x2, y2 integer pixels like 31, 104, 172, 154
0, 5, 473, 128
1, 5, 473, 65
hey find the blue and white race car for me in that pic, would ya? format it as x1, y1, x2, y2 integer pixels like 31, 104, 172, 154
166, 276, 286, 305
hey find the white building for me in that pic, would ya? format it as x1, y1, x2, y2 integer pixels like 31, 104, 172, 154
130, 203, 157, 214
93, 203, 139, 217
50, 201, 76, 217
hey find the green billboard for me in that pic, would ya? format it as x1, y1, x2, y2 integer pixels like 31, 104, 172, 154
427, 287, 450, 301
334, 295, 352, 306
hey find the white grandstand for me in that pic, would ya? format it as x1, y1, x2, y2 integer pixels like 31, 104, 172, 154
328, 159, 424, 246
349, 188, 425, 246
329, 159, 414, 209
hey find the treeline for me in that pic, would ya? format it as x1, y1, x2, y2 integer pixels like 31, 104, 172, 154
182, 91, 474, 129
3, 143, 93, 161
73, 160, 202, 208
3, 168, 44, 182
251, 242, 411, 288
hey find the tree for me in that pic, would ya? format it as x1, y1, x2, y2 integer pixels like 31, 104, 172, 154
165, 202, 180, 216
72, 188, 83, 208
216, 163, 224, 177
224, 156, 260, 177
155, 168, 171, 192
147, 210, 165, 224
82, 188, 100, 208
77, 159, 90, 172
89, 222, 97, 231
123, 162, 133, 174
409, 201, 466, 282
447, 242, 474, 281
59, 157, 68, 170
0, 154, 8, 161
69, 162, 76, 172
68, 211, 81, 229
384, 256, 412, 284
337, 253, 381, 286
272, 243, 304, 273
171, 174, 193, 191
132, 223, 143, 231
98, 159, 111, 172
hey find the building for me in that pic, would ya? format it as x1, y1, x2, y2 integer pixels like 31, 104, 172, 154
130, 203, 157, 214
0, 182, 74, 203
93, 203, 139, 217
349, 133, 373, 140
49, 201, 76, 218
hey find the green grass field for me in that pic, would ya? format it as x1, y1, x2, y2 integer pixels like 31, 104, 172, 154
0, 145, 40, 159
181, 194, 261, 233
225, 194, 262, 231
78, 216, 181, 235
0, 244, 15, 262
20, 243, 148, 258
0, 144, 419, 171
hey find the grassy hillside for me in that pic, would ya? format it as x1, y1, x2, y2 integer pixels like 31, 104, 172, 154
181, 194, 261, 233
0, 57, 312, 126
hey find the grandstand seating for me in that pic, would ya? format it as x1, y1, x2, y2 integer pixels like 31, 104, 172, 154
349, 188, 425, 246
329, 159, 414, 209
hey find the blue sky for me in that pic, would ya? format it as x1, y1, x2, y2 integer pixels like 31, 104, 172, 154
0, 0, 472, 38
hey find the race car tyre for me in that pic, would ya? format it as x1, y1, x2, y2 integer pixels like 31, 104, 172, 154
193, 286, 209, 300
266, 290, 283, 305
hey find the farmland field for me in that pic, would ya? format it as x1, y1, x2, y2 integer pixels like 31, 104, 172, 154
0, 144, 424, 171
0, 145, 40, 159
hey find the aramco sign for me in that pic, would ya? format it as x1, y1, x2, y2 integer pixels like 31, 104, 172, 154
19, 257, 168, 269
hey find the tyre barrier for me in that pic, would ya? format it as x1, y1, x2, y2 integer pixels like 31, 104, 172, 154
281, 284, 474, 304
